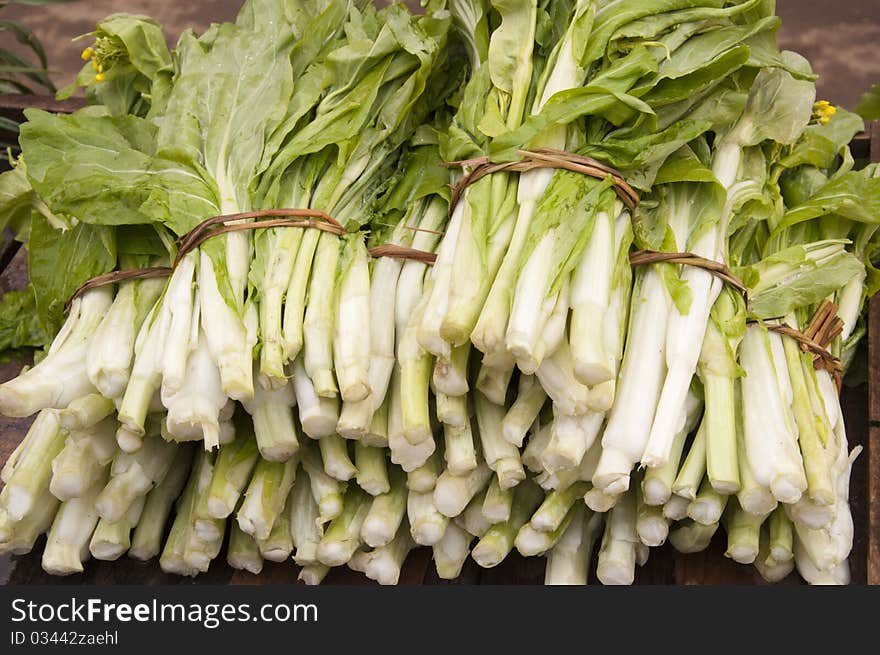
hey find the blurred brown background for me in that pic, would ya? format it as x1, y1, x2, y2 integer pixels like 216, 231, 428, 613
2, 0, 879, 109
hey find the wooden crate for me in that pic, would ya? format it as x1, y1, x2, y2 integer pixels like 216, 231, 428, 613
0, 97, 877, 585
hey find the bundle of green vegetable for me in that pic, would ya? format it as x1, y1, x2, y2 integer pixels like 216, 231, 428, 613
0, 0, 877, 586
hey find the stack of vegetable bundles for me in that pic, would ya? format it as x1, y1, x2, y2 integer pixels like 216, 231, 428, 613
0, 0, 877, 585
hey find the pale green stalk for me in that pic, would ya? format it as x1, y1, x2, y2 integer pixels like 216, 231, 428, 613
530, 481, 589, 533
668, 520, 719, 554
672, 420, 707, 500
58, 394, 115, 431
0, 486, 59, 555
408, 489, 449, 546
387, 368, 436, 471
292, 357, 339, 438
289, 470, 322, 566
662, 494, 690, 521
4, 410, 65, 520
89, 495, 145, 561
636, 478, 668, 548
361, 466, 407, 548
754, 527, 793, 583
596, 488, 639, 585
362, 522, 415, 586
461, 487, 492, 538
436, 392, 467, 429
205, 424, 259, 520
724, 498, 763, 564
482, 475, 514, 524
282, 229, 320, 363
472, 480, 543, 568
501, 375, 546, 447
129, 448, 193, 561
735, 380, 778, 516
227, 521, 264, 574
545, 507, 603, 586
298, 564, 330, 585
542, 411, 604, 474
433, 520, 472, 580
768, 506, 794, 563
237, 454, 299, 540
50, 416, 118, 501
258, 489, 293, 562
319, 434, 356, 481
355, 443, 390, 496
475, 362, 514, 406
584, 487, 620, 513
407, 448, 441, 493
42, 471, 108, 576
95, 433, 178, 522
317, 485, 370, 566
242, 378, 299, 461
301, 444, 344, 523
474, 391, 525, 489
303, 232, 340, 398
687, 476, 729, 526
362, 396, 389, 448
334, 238, 371, 403
444, 420, 477, 475
522, 424, 552, 473
434, 463, 492, 518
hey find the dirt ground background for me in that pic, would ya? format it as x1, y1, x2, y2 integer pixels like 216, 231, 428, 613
2, 0, 880, 109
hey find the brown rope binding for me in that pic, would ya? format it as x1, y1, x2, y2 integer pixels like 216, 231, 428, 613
443, 148, 640, 212
628, 250, 748, 299
369, 244, 437, 264
765, 299, 844, 387
68, 209, 436, 306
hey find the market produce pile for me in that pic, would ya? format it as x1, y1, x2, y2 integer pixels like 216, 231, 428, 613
1, 0, 878, 585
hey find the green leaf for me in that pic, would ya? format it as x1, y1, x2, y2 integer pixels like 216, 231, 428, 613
0, 288, 51, 356
855, 82, 880, 121
27, 214, 116, 333
775, 168, 880, 235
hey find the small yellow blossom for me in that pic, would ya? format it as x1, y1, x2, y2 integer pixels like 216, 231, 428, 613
80, 47, 93, 61
813, 100, 837, 125
92, 58, 100, 71
95, 73, 105, 82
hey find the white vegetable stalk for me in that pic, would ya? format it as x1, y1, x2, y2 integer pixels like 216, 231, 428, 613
502, 375, 546, 447
444, 420, 477, 476
687, 476, 728, 526
434, 463, 492, 518
357, 523, 414, 585
361, 466, 407, 548
406, 448, 442, 493
482, 475, 514, 524
50, 416, 117, 501
95, 432, 179, 522
596, 487, 639, 585
475, 361, 514, 405
460, 487, 492, 538
158, 458, 200, 577
794, 537, 850, 585
303, 232, 340, 398
542, 411, 604, 474
227, 522, 263, 575
162, 326, 228, 450
530, 277, 570, 375
672, 419, 707, 500
41, 471, 108, 576
118, 301, 171, 435
5, 410, 65, 520
569, 208, 618, 385
399, 304, 434, 446
204, 427, 259, 520
596, 264, 672, 493
768, 507, 794, 564
521, 424, 552, 473
129, 448, 193, 561
516, 504, 577, 557
668, 520, 718, 554
636, 480, 668, 548
334, 238, 371, 403
88, 275, 163, 400
58, 394, 114, 431
317, 485, 370, 566
662, 494, 691, 522
545, 506, 603, 585
301, 445, 344, 523
242, 377, 299, 461
0, 486, 59, 555
474, 391, 525, 489
237, 454, 298, 541
292, 357, 338, 438
89, 495, 145, 561
258, 490, 293, 562
355, 443, 390, 496
472, 480, 543, 568
198, 250, 253, 401
740, 325, 806, 504
258, 227, 304, 388
159, 254, 197, 397
724, 498, 763, 564
642, 391, 702, 506
407, 489, 449, 546
282, 229, 320, 363
754, 528, 794, 583
319, 434, 356, 482
436, 392, 467, 428
290, 471, 323, 566
530, 481, 589, 533
299, 564, 330, 585
362, 398, 389, 448
534, 341, 591, 416
433, 520, 472, 580
432, 343, 469, 396
0, 288, 111, 417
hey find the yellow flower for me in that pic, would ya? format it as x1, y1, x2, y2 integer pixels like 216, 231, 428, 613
813, 100, 837, 124
81, 47, 94, 61
92, 58, 99, 71
95, 72, 105, 82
